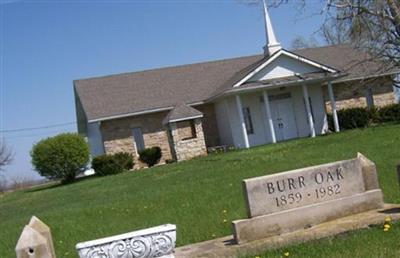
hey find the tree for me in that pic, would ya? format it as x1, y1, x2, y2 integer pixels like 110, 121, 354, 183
321, 18, 352, 45
266, 0, 400, 72
327, 1, 399, 70
31, 133, 89, 183
0, 141, 13, 171
290, 35, 319, 50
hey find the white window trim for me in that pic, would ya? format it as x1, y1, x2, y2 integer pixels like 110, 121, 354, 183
233, 49, 338, 88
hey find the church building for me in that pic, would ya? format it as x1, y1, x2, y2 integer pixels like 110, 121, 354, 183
74, 1, 398, 167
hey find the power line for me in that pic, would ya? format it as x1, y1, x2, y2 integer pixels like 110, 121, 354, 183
1, 122, 76, 133
5, 129, 75, 139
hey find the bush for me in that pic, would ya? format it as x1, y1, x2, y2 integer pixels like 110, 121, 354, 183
139, 147, 162, 167
30, 133, 89, 183
92, 152, 134, 176
327, 113, 334, 132
113, 152, 134, 170
367, 106, 380, 124
327, 104, 400, 132
337, 107, 370, 130
378, 104, 400, 122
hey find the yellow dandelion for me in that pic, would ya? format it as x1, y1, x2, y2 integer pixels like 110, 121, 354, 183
222, 209, 227, 213
255, 256, 261, 258
383, 228, 389, 232
385, 217, 392, 223
223, 219, 228, 223
384, 224, 391, 229
283, 251, 290, 257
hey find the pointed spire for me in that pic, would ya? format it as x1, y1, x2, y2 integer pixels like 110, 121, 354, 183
262, 0, 281, 56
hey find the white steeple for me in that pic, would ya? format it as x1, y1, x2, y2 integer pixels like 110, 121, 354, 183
262, 0, 281, 56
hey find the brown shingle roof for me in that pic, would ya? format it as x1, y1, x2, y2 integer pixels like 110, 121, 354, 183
293, 44, 396, 81
74, 44, 394, 122
74, 54, 263, 121
162, 103, 203, 125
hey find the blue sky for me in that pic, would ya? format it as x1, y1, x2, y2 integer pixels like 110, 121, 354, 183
1, 0, 327, 181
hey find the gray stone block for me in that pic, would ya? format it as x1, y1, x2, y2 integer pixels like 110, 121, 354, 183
233, 153, 385, 244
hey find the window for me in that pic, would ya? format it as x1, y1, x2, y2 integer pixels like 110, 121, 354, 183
365, 88, 374, 107
177, 120, 197, 140
242, 107, 254, 134
132, 128, 145, 153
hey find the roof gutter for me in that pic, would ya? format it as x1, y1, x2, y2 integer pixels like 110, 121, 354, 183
87, 101, 205, 123
216, 74, 346, 99
207, 73, 346, 102
168, 115, 204, 124
332, 70, 400, 84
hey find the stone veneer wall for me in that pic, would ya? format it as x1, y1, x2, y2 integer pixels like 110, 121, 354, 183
100, 111, 173, 169
196, 103, 220, 147
169, 118, 207, 161
324, 76, 395, 113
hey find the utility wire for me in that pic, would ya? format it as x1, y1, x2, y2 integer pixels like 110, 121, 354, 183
1, 122, 77, 133
5, 129, 75, 139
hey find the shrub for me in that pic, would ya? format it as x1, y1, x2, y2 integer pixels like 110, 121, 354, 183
327, 104, 400, 132
113, 152, 134, 170
92, 155, 119, 176
337, 107, 370, 130
367, 106, 380, 124
378, 103, 400, 122
92, 152, 134, 176
31, 133, 89, 183
327, 113, 334, 132
139, 147, 162, 167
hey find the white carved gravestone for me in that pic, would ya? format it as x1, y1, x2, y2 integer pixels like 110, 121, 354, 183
232, 153, 384, 243
75, 224, 176, 258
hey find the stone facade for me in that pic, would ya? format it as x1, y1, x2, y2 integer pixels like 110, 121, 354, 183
100, 106, 215, 167
169, 118, 207, 161
101, 111, 173, 168
196, 104, 220, 147
324, 76, 396, 112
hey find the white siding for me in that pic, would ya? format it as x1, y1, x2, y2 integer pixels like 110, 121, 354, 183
395, 74, 400, 103
215, 100, 234, 146
87, 122, 105, 157
240, 92, 270, 146
249, 55, 322, 81
226, 97, 246, 148
223, 84, 328, 149
291, 84, 328, 137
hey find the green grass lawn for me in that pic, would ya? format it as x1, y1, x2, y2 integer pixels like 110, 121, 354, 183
246, 222, 400, 258
1, 124, 400, 257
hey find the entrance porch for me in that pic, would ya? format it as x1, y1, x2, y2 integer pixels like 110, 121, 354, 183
214, 79, 340, 149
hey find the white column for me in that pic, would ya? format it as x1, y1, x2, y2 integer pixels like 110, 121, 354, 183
262, 90, 276, 143
302, 84, 316, 138
328, 81, 340, 132
235, 94, 250, 148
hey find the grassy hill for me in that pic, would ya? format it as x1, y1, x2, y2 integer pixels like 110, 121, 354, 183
1, 124, 400, 257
